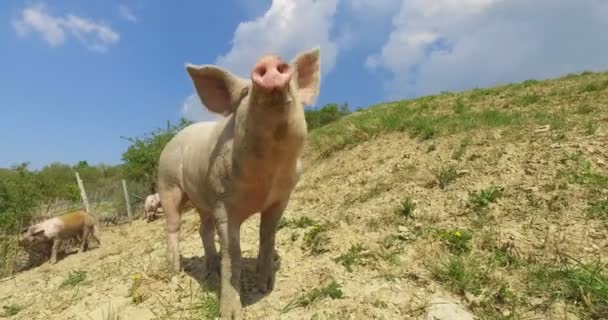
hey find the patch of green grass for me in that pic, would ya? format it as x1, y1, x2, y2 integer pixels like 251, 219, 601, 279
302, 224, 330, 255
283, 281, 343, 312
560, 159, 608, 188
278, 216, 316, 230
527, 259, 608, 319
430, 255, 483, 295
436, 165, 458, 189
453, 99, 470, 114
60, 270, 87, 288
584, 120, 598, 135
440, 228, 473, 255
492, 245, 521, 269
1, 304, 23, 317
580, 80, 608, 93
194, 292, 220, 319
586, 198, 608, 220
574, 104, 596, 115
396, 197, 416, 219
334, 244, 376, 272
513, 94, 541, 106
469, 185, 503, 212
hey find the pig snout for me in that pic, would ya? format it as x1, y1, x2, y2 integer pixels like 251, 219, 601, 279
251, 55, 292, 93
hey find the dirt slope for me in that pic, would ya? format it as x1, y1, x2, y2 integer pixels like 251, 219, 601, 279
2, 71, 608, 320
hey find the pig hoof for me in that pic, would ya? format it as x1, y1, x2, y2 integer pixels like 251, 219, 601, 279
256, 274, 275, 293
220, 298, 242, 320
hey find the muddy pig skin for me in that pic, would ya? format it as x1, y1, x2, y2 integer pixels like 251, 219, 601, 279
20, 210, 101, 264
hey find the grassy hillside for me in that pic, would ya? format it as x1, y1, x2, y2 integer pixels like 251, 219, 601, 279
1, 70, 607, 320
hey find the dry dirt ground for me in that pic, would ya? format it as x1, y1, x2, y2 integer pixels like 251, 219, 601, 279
2, 74, 608, 320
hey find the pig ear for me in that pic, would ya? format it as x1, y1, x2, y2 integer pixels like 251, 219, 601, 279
291, 48, 321, 106
185, 64, 247, 116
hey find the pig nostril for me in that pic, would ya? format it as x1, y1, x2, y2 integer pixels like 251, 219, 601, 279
277, 63, 289, 74
256, 66, 267, 77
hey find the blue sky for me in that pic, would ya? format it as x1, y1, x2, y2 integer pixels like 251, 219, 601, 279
1, 0, 608, 169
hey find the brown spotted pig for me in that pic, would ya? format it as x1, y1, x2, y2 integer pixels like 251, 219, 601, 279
19, 210, 101, 264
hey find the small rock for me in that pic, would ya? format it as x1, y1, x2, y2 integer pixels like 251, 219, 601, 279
550, 143, 561, 149
597, 159, 606, 166
398, 226, 409, 233
535, 125, 551, 133
425, 295, 475, 320
457, 170, 470, 176
524, 186, 539, 193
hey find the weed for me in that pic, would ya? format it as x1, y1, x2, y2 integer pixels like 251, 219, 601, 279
1, 304, 23, 316
469, 185, 503, 212
60, 270, 87, 288
334, 244, 376, 272
283, 281, 343, 312
436, 165, 458, 189
522, 79, 540, 87
396, 197, 416, 219
440, 228, 473, 255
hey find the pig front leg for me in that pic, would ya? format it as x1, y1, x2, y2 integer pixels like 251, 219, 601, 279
256, 201, 287, 293
215, 203, 243, 320
50, 238, 62, 264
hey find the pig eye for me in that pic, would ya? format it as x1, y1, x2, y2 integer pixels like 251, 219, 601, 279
240, 87, 249, 99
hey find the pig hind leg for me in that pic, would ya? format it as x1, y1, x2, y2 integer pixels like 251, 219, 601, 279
198, 210, 220, 277
79, 226, 91, 253
160, 186, 188, 273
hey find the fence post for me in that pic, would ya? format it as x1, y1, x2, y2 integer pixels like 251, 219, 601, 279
75, 171, 90, 214
122, 179, 133, 219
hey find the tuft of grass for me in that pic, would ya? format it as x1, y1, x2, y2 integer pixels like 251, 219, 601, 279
396, 197, 416, 219
522, 79, 540, 87
513, 94, 541, 106
429, 255, 483, 295
560, 159, 608, 188
436, 165, 459, 189
283, 281, 343, 312
453, 99, 470, 114
584, 120, 598, 135
302, 224, 330, 255
1, 304, 23, 317
334, 244, 376, 272
194, 292, 220, 319
586, 198, 608, 220
580, 80, 608, 93
468, 185, 503, 212
440, 228, 473, 255
101, 304, 120, 320
527, 259, 608, 318
60, 270, 87, 288
574, 104, 596, 115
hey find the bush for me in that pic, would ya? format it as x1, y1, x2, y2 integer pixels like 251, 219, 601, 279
305, 103, 350, 130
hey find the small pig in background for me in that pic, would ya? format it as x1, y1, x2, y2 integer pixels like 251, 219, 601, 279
144, 193, 162, 222
19, 210, 101, 264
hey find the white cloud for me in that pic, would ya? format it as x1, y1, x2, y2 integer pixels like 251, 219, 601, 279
12, 3, 119, 52
216, 0, 340, 78
118, 5, 138, 23
181, 0, 341, 121
180, 94, 221, 123
367, 0, 608, 98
